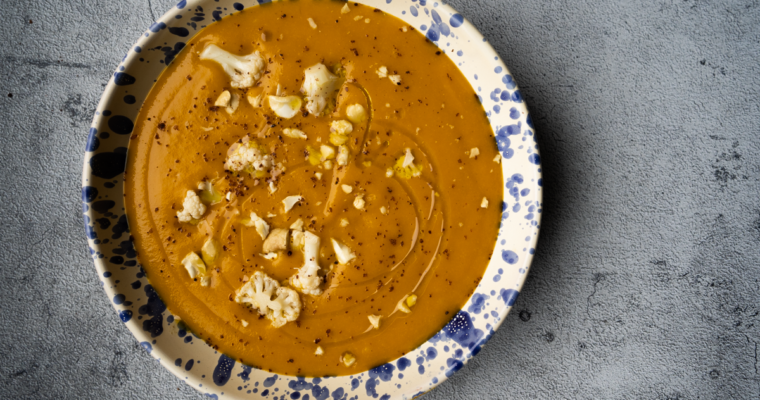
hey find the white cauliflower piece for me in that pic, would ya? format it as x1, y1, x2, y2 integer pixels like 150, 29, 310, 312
199, 44, 266, 89
282, 195, 303, 213
346, 104, 366, 124
268, 95, 303, 119
283, 128, 307, 140
331, 238, 356, 265
177, 190, 206, 223
289, 231, 323, 295
224, 141, 273, 173
235, 271, 302, 328
301, 63, 341, 116
243, 212, 270, 240
181, 252, 207, 279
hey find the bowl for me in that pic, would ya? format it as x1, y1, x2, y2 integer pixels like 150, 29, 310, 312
81, 0, 542, 398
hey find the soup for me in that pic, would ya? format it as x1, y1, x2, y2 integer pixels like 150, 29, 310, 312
125, 0, 502, 376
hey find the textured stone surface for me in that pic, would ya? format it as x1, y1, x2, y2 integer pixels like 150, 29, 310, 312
1, 0, 759, 398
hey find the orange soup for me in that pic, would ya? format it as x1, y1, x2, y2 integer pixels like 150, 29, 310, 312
125, 0, 502, 376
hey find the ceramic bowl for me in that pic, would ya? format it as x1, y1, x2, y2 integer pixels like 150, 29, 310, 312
82, 0, 542, 398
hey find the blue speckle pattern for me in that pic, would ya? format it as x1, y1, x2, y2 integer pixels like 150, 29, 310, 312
83, 0, 541, 399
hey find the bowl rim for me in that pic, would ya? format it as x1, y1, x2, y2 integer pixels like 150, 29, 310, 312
82, 0, 542, 398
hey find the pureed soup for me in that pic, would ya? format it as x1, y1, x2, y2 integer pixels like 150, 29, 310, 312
125, 0, 503, 376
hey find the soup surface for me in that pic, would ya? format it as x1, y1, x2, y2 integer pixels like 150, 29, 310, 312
125, 0, 502, 376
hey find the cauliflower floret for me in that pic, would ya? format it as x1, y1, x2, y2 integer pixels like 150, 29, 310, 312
331, 238, 356, 265
289, 231, 324, 295
243, 212, 270, 240
282, 195, 303, 213
177, 190, 206, 223
346, 104, 366, 124
301, 63, 342, 116
263, 228, 289, 253
268, 95, 303, 119
199, 44, 266, 89
235, 271, 302, 328
224, 140, 273, 173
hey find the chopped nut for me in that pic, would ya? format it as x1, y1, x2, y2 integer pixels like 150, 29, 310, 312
341, 3, 350, 14
341, 184, 353, 194
343, 104, 365, 125
368, 315, 381, 329
263, 228, 289, 253
380, 206, 388, 215
282, 195, 304, 212
201, 238, 221, 265
340, 218, 349, 227
290, 218, 304, 231
241, 319, 249, 327
336, 145, 349, 166
376, 65, 388, 78
341, 352, 356, 367
493, 154, 502, 164
469, 147, 480, 159
481, 197, 489, 208
215, 90, 232, 107
315, 346, 324, 356
388, 75, 401, 85
385, 168, 394, 178
283, 128, 307, 140
353, 195, 365, 210
307, 17, 317, 29
331, 238, 356, 265
354, 15, 363, 21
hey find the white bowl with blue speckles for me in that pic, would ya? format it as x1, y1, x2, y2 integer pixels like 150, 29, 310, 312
82, 0, 542, 398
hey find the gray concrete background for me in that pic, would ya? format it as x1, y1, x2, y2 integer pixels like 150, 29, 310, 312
1, 0, 759, 398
